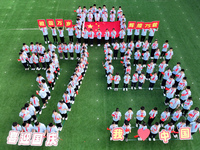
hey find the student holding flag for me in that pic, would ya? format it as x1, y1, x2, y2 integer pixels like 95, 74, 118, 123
148, 122, 160, 141
186, 107, 199, 126
147, 107, 158, 126
131, 71, 139, 90
148, 28, 158, 44
182, 96, 193, 116
111, 108, 122, 124
160, 108, 170, 127
113, 72, 121, 91
136, 106, 146, 127
149, 72, 158, 90
96, 28, 102, 46
124, 108, 133, 124
190, 119, 200, 135
57, 100, 68, 120
150, 39, 158, 59
122, 122, 131, 142
107, 73, 113, 90
111, 28, 116, 44
171, 108, 182, 125
52, 110, 63, 131
108, 122, 118, 141
123, 73, 131, 91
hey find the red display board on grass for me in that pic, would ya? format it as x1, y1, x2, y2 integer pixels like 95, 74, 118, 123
84, 21, 120, 37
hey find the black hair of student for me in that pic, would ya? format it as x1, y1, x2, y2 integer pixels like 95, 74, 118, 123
188, 96, 192, 100
155, 122, 159, 125
183, 77, 187, 80
21, 107, 25, 110
169, 122, 173, 126
103, 5, 106, 7
177, 62, 181, 65
63, 42, 67, 44
109, 62, 112, 65
64, 91, 69, 94
141, 72, 145, 74
177, 108, 181, 111
39, 43, 42, 45
180, 69, 185, 72
59, 27, 62, 30
196, 118, 200, 123
125, 121, 129, 126
59, 100, 64, 104
127, 64, 130, 67
175, 95, 179, 99
93, 4, 96, 6
23, 43, 26, 45
52, 27, 54, 29
52, 110, 57, 113
112, 121, 115, 124
83, 6, 86, 8
116, 108, 119, 112
165, 40, 168, 43
142, 121, 146, 126
128, 108, 132, 110
47, 70, 51, 74
31, 95, 35, 98
39, 85, 43, 88
106, 59, 110, 62
49, 42, 52, 44
170, 47, 173, 49
195, 107, 199, 111
30, 42, 33, 44
13, 122, 18, 126
135, 71, 138, 74
22, 122, 26, 127
35, 42, 38, 44
138, 62, 142, 64
141, 106, 145, 110
119, 6, 121, 8
172, 85, 176, 88
108, 53, 111, 56
49, 123, 53, 127
41, 79, 46, 83
125, 53, 128, 56
181, 119, 186, 123
154, 107, 158, 110
35, 122, 39, 126
165, 108, 169, 112
108, 73, 111, 75
47, 49, 50, 52
24, 103, 29, 108
52, 56, 55, 59
116, 72, 119, 75
44, 50, 46, 53
19, 52, 22, 55
52, 51, 55, 53
146, 50, 149, 52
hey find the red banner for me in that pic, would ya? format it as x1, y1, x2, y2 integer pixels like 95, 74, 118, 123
143, 22, 152, 29
64, 20, 73, 28
135, 22, 144, 29
37, 20, 46, 27
127, 21, 136, 29
84, 21, 120, 37
151, 21, 160, 28
46, 19, 55, 27
55, 19, 64, 27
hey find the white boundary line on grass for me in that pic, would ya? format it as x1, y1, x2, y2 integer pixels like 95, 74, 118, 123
9, 28, 39, 30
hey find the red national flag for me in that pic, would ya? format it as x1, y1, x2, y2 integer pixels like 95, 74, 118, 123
46, 19, 55, 27
135, 22, 144, 29
64, 20, 73, 28
127, 21, 136, 29
84, 21, 120, 38
151, 21, 160, 28
143, 22, 152, 29
55, 19, 64, 27
37, 19, 46, 27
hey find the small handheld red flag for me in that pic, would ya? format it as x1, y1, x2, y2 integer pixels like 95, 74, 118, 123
127, 118, 130, 121
161, 72, 165, 75
112, 114, 115, 117
18, 59, 21, 61
134, 135, 139, 138
120, 61, 123, 64
150, 74, 153, 76
107, 128, 111, 131
165, 53, 168, 56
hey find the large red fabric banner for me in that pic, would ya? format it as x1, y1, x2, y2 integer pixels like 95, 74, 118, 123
84, 21, 120, 38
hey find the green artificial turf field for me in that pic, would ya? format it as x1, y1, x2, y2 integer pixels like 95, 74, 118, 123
0, 0, 200, 149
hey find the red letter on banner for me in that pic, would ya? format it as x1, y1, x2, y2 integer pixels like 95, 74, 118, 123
151, 21, 160, 28
46, 19, 55, 27
64, 20, 73, 28
143, 22, 152, 29
127, 21, 136, 29
55, 19, 64, 27
135, 22, 144, 29
37, 20, 46, 27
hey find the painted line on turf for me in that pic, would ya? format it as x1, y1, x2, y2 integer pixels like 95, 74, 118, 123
109, 88, 162, 90
9, 28, 39, 30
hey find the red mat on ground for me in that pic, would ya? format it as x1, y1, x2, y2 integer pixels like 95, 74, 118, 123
84, 21, 120, 38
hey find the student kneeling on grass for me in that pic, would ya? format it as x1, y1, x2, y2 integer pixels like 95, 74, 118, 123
138, 121, 147, 141
173, 119, 186, 138
148, 122, 160, 141
190, 118, 200, 135
122, 121, 131, 142
52, 110, 63, 131
109, 121, 118, 141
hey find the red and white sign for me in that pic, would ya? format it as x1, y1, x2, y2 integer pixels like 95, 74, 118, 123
18, 132, 32, 146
